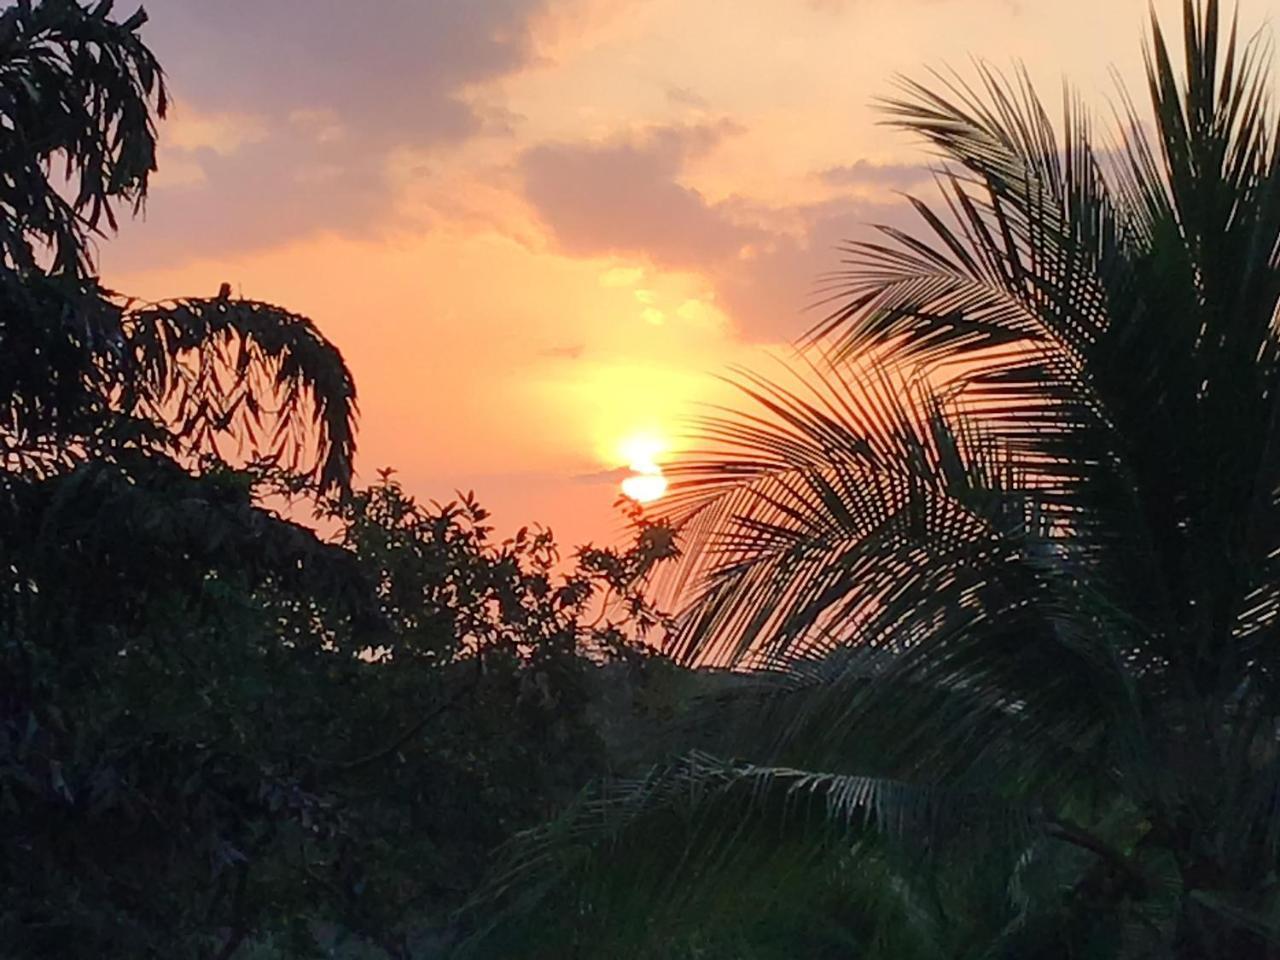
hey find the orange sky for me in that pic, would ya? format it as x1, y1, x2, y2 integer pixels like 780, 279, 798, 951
103, 0, 1274, 551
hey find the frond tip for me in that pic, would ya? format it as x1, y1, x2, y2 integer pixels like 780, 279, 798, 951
124, 295, 359, 494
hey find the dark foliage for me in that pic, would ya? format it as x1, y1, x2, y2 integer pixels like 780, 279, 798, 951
1, 460, 667, 958
474, 3, 1280, 958
0, 4, 675, 958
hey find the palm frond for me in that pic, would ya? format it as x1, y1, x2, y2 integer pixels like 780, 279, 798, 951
797, 0, 1280, 696
466, 750, 1037, 959
654, 351, 1041, 668
122, 294, 359, 494
810, 62, 1128, 379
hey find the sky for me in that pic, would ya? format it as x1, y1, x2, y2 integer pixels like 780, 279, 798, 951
103, 0, 1275, 551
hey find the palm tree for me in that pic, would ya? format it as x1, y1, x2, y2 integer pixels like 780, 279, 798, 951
0, 0, 356, 491
472, 2, 1280, 956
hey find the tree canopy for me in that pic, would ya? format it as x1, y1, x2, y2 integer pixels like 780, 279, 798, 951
0, 4, 674, 958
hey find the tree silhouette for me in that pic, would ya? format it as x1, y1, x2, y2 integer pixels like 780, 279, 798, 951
0, 0, 356, 491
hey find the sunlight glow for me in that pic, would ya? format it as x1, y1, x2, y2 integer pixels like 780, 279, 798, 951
619, 433, 665, 472
619, 433, 668, 504
621, 470, 668, 504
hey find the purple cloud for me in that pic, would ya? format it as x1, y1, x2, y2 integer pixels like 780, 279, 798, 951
520, 122, 762, 270
104, 1, 556, 270
142, 1, 546, 145
518, 124, 926, 341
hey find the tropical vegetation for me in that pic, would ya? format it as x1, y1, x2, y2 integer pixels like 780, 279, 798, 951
0, 3, 673, 957
7, 1, 1280, 958
472, 2, 1280, 958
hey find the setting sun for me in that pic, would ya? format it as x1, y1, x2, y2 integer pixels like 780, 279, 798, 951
619, 433, 669, 504
621, 469, 667, 504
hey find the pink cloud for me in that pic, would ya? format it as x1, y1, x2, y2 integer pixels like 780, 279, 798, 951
518, 123, 925, 341
104, 1, 564, 272
520, 122, 761, 270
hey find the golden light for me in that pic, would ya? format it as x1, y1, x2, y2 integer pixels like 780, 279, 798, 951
618, 433, 664, 473
621, 469, 668, 504
618, 432, 668, 504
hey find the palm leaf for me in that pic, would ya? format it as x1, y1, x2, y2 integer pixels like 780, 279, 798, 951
122, 294, 359, 494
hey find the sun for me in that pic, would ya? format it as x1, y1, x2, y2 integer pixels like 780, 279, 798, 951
621, 470, 667, 504
618, 432, 669, 504
618, 434, 664, 472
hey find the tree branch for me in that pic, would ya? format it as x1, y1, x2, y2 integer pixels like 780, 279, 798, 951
1046, 816, 1148, 895
321, 689, 464, 781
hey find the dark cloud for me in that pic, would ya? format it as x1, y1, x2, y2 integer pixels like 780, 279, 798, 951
519, 124, 927, 341
106, 1, 555, 270
520, 121, 762, 270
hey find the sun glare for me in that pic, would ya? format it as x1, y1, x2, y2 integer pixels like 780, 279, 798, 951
618, 432, 669, 504
621, 470, 668, 504
619, 433, 664, 473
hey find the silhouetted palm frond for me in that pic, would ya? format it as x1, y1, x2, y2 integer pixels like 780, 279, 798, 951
655, 351, 1035, 668
124, 295, 359, 494
479, 4, 1280, 956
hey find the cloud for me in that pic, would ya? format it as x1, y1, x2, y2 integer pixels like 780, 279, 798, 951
519, 123, 926, 341
520, 121, 762, 271
666, 85, 710, 109
107, 1, 563, 269
142, 1, 549, 144
165, 109, 268, 156
108, 130, 390, 270
543, 343, 586, 360
816, 160, 933, 191
572, 466, 630, 485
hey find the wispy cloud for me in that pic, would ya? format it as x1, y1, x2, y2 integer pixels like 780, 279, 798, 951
542, 343, 586, 360
816, 159, 932, 191
572, 466, 630, 485
666, 85, 710, 109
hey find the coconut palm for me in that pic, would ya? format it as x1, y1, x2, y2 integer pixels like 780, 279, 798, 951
0, 0, 356, 491
471, 2, 1280, 957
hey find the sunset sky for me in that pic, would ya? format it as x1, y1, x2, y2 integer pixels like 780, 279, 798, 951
103, 0, 1272, 550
